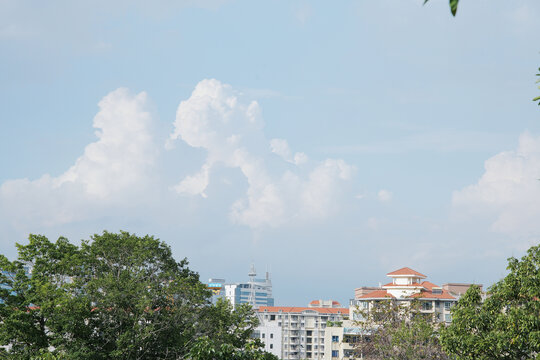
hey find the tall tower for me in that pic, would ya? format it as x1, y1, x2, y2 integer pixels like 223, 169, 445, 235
248, 263, 257, 308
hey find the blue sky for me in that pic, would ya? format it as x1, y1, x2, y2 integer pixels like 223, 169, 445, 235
1, 0, 539, 306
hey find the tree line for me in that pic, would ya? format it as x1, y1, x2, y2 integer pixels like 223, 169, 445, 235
0, 231, 277, 360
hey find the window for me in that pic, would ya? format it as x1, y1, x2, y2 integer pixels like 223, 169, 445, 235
332, 335, 339, 342
422, 301, 433, 311
361, 301, 369, 309
270, 344, 273, 349
444, 301, 452, 311
445, 314, 452, 322
270, 315, 276, 321
270, 333, 273, 339
262, 333, 265, 338
332, 350, 339, 358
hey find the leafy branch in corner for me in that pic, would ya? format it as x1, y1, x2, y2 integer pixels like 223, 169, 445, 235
534, 67, 540, 105
423, 0, 459, 16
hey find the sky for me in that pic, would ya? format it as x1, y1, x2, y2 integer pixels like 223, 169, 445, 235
1, 0, 539, 306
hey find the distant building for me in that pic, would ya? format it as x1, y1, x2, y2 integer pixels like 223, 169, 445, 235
207, 278, 226, 304
442, 283, 483, 297
208, 264, 274, 309
350, 267, 459, 324
256, 301, 348, 360
308, 300, 343, 308
354, 286, 380, 299
323, 319, 364, 360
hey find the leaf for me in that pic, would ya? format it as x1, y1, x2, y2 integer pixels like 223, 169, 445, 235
449, 0, 459, 16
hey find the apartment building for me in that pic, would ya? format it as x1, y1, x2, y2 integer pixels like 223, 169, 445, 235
322, 319, 364, 360
350, 267, 458, 323
256, 301, 349, 359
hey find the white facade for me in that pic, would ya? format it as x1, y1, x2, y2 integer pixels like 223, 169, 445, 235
256, 302, 348, 360
322, 320, 361, 360
254, 324, 282, 358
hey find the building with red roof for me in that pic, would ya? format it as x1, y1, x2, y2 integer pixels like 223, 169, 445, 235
255, 300, 348, 360
352, 267, 459, 323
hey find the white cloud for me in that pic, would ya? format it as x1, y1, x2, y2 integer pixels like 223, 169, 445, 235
270, 138, 308, 165
168, 79, 355, 228
452, 132, 540, 236
0, 88, 158, 227
378, 189, 393, 202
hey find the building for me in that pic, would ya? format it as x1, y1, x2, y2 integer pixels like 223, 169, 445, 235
351, 267, 459, 324
256, 301, 349, 360
442, 283, 483, 297
207, 278, 226, 304
252, 323, 282, 358
208, 264, 274, 309
224, 264, 274, 309
323, 319, 365, 360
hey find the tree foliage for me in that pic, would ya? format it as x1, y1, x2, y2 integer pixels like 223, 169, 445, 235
0, 231, 276, 360
440, 244, 540, 359
423, 0, 459, 16
534, 67, 540, 105
353, 299, 450, 360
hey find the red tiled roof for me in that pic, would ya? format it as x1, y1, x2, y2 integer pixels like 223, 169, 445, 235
409, 289, 456, 300
356, 290, 395, 299
258, 306, 349, 314
420, 281, 438, 290
310, 300, 320, 305
387, 267, 426, 278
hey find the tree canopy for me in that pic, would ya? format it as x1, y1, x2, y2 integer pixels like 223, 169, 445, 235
440, 244, 540, 359
0, 231, 276, 360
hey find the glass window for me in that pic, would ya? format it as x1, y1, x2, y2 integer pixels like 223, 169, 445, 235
332, 335, 339, 342
444, 302, 452, 311
332, 350, 339, 357
270, 333, 273, 339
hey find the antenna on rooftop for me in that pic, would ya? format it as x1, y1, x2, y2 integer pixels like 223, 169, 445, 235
248, 263, 257, 308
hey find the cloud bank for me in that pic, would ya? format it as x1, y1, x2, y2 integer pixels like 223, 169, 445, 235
1, 79, 355, 235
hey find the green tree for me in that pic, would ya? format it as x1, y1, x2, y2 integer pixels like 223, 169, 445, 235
0, 231, 275, 360
440, 244, 540, 359
354, 299, 450, 359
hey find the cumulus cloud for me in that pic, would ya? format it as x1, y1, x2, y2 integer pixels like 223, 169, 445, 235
168, 79, 355, 228
452, 132, 540, 236
378, 189, 393, 202
270, 138, 308, 165
0, 88, 158, 227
